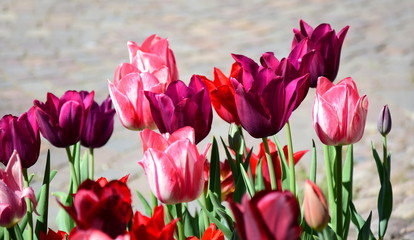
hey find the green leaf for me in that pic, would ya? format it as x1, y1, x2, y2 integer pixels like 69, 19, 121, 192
310, 140, 317, 183
183, 208, 199, 238
208, 137, 222, 202
136, 191, 152, 217
239, 163, 255, 197
357, 212, 375, 240
371, 142, 383, 183
322, 225, 338, 240
378, 177, 393, 238
273, 136, 289, 190
197, 199, 232, 238
349, 201, 374, 240
255, 158, 265, 192
35, 150, 51, 237
80, 151, 89, 183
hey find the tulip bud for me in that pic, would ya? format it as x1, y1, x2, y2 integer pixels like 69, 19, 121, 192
377, 105, 392, 137
303, 180, 330, 232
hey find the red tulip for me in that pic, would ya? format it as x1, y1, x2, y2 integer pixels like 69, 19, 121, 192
0, 151, 37, 228
230, 190, 301, 240
186, 223, 224, 240
0, 107, 40, 168
129, 206, 178, 240
39, 229, 68, 240
138, 127, 210, 204
59, 177, 132, 238
303, 180, 330, 232
202, 63, 241, 125
313, 77, 368, 145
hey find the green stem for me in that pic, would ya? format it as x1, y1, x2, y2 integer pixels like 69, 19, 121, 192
22, 169, 33, 240
65, 147, 78, 191
201, 191, 210, 230
89, 148, 94, 180
175, 203, 185, 240
262, 137, 277, 190
285, 121, 296, 195
151, 193, 158, 216
382, 136, 389, 176
335, 145, 343, 240
323, 145, 335, 229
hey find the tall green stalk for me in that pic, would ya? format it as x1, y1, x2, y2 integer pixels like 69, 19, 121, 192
262, 137, 277, 190
335, 145, 343, 239
22, 169, 33, 240
65, 147, 78, 190
323, 145, 335, 229
175, 203, 184, 240
285, 121, 296, 196
89, 148, 94, 180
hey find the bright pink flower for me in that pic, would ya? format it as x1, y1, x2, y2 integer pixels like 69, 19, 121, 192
129, 206, 178, 240
303, 180, 330, 232
230, 190, 301, 240
0, 151, 37, 228
138, 127, 210, 204
70, 229, 127, 240
313, 77, 368, 146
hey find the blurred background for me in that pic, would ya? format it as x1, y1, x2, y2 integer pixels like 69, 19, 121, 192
1, 0, 413, 238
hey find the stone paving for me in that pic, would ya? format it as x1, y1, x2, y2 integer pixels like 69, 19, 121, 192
1, 0, 413, 238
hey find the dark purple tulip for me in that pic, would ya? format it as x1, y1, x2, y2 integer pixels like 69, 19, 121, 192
34, 91, 94, 148
145, 75, 212, 144
231, 52, 310, 138
230, 190, 301, 240
80, 93, 116, 148
292, 19, 349, 87
377, 104, 392, 137
0, 107, 40, 168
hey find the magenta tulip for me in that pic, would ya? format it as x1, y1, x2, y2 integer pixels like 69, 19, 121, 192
230, 51, 311, 138
230, 190, 301, 240
145, 75, 213, 144
80, 93, 115, 148
303, 180, 330, 231
0, 107, 40, 168
313, 77, 368, 146
292, 19, 349, 87
138, 127, 210, 204
0, 150, 37, 228
34, 90, 94, 148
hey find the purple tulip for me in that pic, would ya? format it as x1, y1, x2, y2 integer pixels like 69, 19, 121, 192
292, 19, 349, 87
231, 51, 310, 138
377, 105, 392, 137
145, 75, 213, 144
80, 93, 116, 148
0, 107, 40, 168
34, 90, 94, 148
230, 190, 301, 240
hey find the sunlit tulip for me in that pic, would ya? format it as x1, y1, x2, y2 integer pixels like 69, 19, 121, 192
0, 151, 37, 228
80, 93, 115, 148
292, 19, 349, 87
145, 75, 213, 144
0, 107, 40, 168
34, 90, 94, 148
230, 190, 301, 240
313, 77, 368, 146
377, 104, 392, 137
138, 127, 210, 204
303, 180, 330, 231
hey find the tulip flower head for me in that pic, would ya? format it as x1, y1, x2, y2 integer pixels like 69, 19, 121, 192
138, 127, 210, 204
313, 77, 368, 146
303, 180, 330, 232
34, 90, 94, 148
377, 104, 392, 137
0, 150, 37, 228
0, 107, 40, 168
292, 19, 349, 87
186, 223, 224, 240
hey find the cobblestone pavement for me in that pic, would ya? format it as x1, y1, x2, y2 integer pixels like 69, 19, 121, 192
1, 0, 413, 238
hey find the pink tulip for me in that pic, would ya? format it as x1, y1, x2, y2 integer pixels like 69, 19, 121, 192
303, 180, 330, 232
138, 127, 210, 204
0, 150, 37, 227
313, 77, 368, 146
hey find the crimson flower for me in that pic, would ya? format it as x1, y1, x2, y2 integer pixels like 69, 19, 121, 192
292, 19, 349, 87
0, 107, 40, 168
186, 223, 224, 240
39, 228, 68, 240
230, 190, 301, 240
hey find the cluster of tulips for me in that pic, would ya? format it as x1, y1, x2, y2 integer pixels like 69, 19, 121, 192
0, 20, 393, 240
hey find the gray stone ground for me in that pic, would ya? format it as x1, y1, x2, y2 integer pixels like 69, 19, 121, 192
1, 0, 413, 238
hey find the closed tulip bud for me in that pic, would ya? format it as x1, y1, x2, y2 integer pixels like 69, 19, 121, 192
377, 105, 392, 137
303, 180, 330, 232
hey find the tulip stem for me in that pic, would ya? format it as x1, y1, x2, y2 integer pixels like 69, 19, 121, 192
175, 203, 185, 240
323, 145, 335, 229
383, 136, 389, 175
286, 121, 296, 196
262, 137, 277, 190
65, 147, 79, 191
335, 145, 343, 240
22, 169, 33, 240
89, 148, 94, 180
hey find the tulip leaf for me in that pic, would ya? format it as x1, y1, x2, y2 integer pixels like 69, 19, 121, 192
371, 142, 383, 183
255, 158, 265, 192
35, 150, 51, 237
273, 136, 289, 190
378, 176, 393, 238
321, 225, 337, 240
197, 199, 232, 239
357, 212, 375, 240
136, 191, 152, 217
310, 140, 317, 183
183, 208, 200, 238
239, 163, 255, 197
80, 151, 89, 183
209, 137, 222, 202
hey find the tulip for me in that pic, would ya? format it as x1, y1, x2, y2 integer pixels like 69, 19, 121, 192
145, 75, 213, 144
292, 19, 349, 87
230, 52, 310, 138
138, 127, 210, 204
377, 105, 392, 137
313, 77, 368, 146
39, 229, 68, 240
0, 107, 40, 168
303, 180, 330, 231
59, 177, 132, 238
202, 63, 241, 125
80, 93, 116, 148
70, 229, 127, 240
33, 90, 94, 148
129, 206, 178, 240
0, 150, 37, 228
230, 190, 301, 240
186, 223, 224, 240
